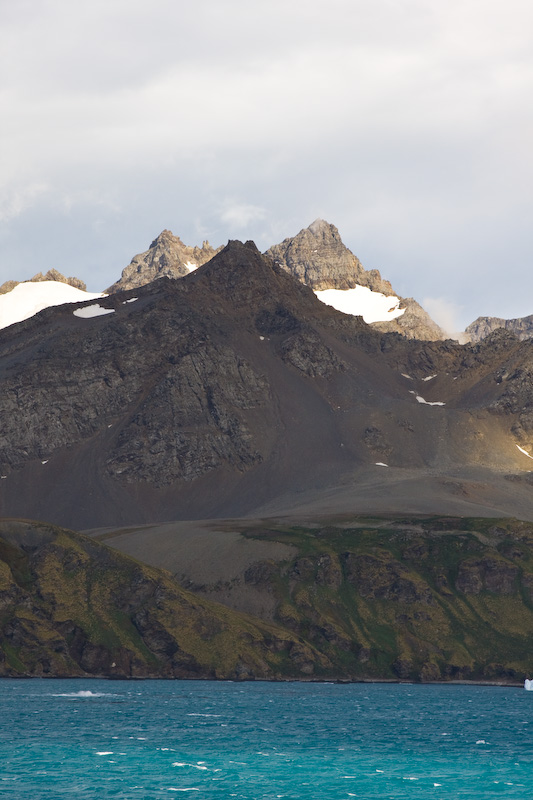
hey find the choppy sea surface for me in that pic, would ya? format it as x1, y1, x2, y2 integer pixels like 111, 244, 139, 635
1, 680, 533, 798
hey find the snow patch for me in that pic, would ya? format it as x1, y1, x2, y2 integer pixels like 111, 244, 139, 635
184, 261, 198, 272
123, 297, 138, 304
422, 374, 437, 381
314, 285, 405, 324
375, 462, 388, 467
401, 373, 413, 380
0, 281, 106, 330
416, 396, 445, 406
516, 445, 533, 460
409, 391, 445, 406
73, 304, 115, 319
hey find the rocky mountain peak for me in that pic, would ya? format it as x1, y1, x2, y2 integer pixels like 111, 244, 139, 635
187, 239, 323, 320
106, 229, 223, 294
465, 314, 533, 343
266, 220, 447, 341
266, 219, 392, 294
0, 269, 87, 295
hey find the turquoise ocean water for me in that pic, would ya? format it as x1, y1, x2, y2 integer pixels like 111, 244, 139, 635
1, 679, 533, 798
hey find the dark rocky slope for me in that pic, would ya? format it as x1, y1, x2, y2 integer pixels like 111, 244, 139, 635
1, 241, 533, 529
0, 518, 326, 679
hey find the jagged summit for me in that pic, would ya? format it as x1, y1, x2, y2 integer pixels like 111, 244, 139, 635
106, 229, 223, 293
266, 219, 392, 294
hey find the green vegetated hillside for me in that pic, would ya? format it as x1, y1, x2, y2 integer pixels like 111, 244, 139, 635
3, 515, 533, 682
0, 519, 326, 679
235, 516, 533, 683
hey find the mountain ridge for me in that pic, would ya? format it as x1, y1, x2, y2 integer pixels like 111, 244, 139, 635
1, 240, 533, 529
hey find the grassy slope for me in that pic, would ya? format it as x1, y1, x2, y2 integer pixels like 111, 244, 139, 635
4, 515, 533, 682
0, 519, 327, 679
236, 515, 533, 682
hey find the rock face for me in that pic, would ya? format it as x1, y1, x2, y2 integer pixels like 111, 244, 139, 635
102, 515, 533, 683
466, 315, 533, 343
266, 220, 446, 340
0, 519, 326, 679
106, 229, 222, 293
266, 218, 393, 294
2, 240, 533, 528
0, 269, 86, 295
372, 297, 447, 341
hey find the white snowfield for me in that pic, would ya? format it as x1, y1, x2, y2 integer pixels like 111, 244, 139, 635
0, 281, 105, 330
314, 285, 405, 324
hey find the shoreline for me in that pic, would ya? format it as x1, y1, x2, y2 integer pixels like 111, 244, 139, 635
0, 674, 526, 688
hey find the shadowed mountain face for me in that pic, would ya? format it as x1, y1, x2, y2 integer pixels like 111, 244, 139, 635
1, 240, 533, 529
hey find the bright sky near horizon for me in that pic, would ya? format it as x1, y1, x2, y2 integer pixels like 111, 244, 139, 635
0, 0, 531, 331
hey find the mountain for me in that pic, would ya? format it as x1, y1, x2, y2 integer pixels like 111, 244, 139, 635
466, 314, 533, 343
0, 518, 325, 679
0, 222, 445, 340
106, 229, 223, 293
1, 240, 533, 530
266, 220, 447, 340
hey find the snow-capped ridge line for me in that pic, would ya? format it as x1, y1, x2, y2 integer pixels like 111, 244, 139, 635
0, 281, 107, 331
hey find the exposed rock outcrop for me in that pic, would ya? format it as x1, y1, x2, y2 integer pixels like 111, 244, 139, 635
0, 269, 87, 295
466, 314, 533, 343
372, 297, 447, 341
106, 229, 222, 293
266, 218, 393, 294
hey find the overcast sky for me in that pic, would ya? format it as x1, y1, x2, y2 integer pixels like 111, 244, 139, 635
1, 0, 531, 331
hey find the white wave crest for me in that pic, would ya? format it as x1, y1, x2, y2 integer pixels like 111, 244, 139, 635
52, 690, 113, 698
